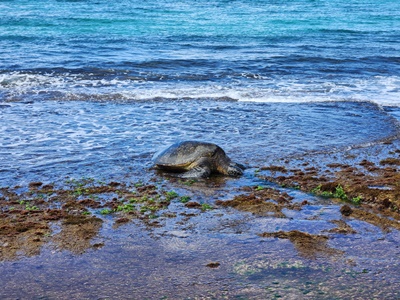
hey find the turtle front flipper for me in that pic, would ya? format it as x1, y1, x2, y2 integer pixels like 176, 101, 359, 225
181, 166, 211, 179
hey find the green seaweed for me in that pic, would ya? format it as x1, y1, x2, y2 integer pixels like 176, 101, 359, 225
99, 209, 112, 215
165, 191, 179, 201
201, 203, 214, 211
180, 196, 191, 203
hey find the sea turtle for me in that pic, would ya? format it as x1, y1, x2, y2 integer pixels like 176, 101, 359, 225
152, 141, 244, 178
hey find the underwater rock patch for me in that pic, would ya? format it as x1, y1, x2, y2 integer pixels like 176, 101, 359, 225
259, 230, 343, 259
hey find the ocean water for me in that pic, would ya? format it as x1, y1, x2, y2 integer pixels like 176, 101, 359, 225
1, 0, 399, 104
0, 0, 400, 184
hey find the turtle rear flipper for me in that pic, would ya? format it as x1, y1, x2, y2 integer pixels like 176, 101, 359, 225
181, 166, 211, 179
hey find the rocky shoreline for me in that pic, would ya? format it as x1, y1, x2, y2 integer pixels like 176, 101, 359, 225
1, 137, 400, 298
1, 139, 400, 260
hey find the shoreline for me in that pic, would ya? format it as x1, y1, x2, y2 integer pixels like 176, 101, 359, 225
1, 135, 400, 298
1, 99, 399, 189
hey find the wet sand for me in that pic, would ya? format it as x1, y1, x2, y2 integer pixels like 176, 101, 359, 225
1, 137, 400, 299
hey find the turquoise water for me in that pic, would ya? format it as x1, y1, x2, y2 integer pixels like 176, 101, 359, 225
1, 0, 399, 104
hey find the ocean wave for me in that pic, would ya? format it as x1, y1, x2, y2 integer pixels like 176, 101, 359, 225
1, 70, 399, 106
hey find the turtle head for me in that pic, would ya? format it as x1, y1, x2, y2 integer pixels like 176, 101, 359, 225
226, 163, 244, 177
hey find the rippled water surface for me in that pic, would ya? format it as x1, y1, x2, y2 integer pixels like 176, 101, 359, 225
0, 100, 398, 186
1, 188, 400, 299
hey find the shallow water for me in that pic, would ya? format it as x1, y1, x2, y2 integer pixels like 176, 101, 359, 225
1, 188, 399, 299
1, 100, 400, 298
1, 101, 400, 298
0, 100, 398, 187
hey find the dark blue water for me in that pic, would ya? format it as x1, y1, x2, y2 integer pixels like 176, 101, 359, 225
0, 0, 399, 104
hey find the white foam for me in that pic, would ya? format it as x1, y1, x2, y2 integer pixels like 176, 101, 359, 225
1, 71, 399, 106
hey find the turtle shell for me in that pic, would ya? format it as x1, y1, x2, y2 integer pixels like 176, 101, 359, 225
153, 141, 221, 170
